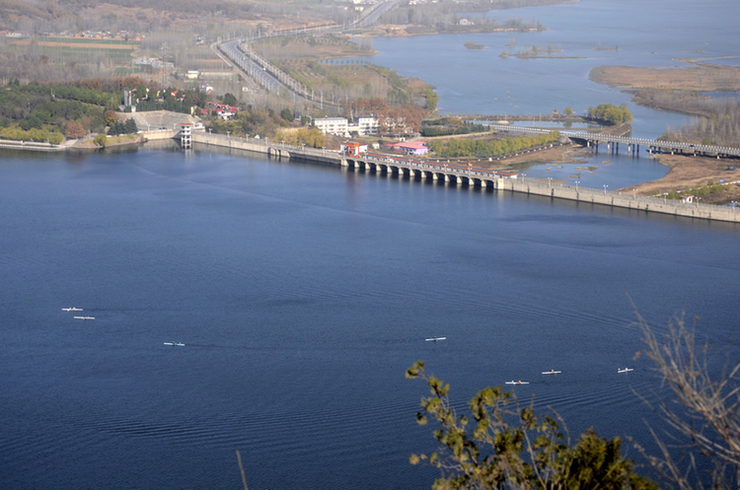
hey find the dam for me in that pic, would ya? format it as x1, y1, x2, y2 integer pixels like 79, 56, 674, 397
174, 131, 740, 224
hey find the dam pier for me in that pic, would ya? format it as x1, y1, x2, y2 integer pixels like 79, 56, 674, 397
170, 130, 740, 224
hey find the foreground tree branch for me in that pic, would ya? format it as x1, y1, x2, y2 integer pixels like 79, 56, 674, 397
631, 306, 740, 489
407, 361, 657, 490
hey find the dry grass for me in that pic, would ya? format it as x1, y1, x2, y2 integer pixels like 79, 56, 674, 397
589, 61, 740, 92
623, 154, 740, 204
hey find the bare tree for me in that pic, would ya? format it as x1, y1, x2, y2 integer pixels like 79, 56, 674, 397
631, 305, 740, 489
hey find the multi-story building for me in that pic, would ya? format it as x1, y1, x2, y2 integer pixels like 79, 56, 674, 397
349, 115, 379, 136
313, 117, 349, 137
314, 115, 380, 137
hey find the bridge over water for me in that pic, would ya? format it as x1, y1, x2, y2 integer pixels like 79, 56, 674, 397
490, 124, 740, 159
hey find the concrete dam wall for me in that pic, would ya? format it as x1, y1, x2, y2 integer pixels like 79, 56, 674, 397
187, 132, 740, 224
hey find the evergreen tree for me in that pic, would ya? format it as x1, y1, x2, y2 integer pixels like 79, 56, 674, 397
124, 118, 137, 134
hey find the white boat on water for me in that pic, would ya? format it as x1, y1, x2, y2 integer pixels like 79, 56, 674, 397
618, 368, 634, 373
505, 380, 530, 385
425, 336, 447, 342
73, 316, 95, 320
62, 307, 83, 311
164, 342, 185, 347
542, 369, 562, 375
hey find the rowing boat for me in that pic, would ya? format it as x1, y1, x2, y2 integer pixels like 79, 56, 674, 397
618, 368, 633, 373
62, 307, 83, 311
425, 336, 447, 342
505, 380, 530, 385
164, 342, 185, 347
541, 370, 562, 375
73, 316, 95, 320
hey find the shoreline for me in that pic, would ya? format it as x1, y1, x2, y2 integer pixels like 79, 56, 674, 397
625, 153, 740, 205
5, 124, 739, 205
0, 134, 145, 153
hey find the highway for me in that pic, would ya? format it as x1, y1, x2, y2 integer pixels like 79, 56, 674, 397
216, 0, 404, 104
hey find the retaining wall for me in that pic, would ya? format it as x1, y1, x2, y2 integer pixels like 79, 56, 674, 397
501, 179, 740, 223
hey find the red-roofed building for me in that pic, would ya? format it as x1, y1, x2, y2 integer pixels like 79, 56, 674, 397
341, 141, 368, 157
388, 141, 428, 156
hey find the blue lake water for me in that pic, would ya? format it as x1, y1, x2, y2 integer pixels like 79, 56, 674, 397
1, 143, 739, 489
3, 1, 740, 488
349, 0, 740, 140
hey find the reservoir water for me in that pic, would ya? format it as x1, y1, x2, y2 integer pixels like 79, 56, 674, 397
352, 0, 740, 139
3, 0, 740, 488
1, 144, 739, 489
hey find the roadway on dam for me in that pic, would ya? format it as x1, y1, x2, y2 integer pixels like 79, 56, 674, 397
177, 131, 740, 224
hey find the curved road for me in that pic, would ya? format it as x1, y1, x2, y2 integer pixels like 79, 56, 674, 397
216, 0, 404, 106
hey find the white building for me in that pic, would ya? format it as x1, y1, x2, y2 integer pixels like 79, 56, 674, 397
314, 117, 349, 137
314, 115, 379, 137
348, 115, 379, 136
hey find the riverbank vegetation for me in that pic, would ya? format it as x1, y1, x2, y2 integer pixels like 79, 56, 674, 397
0, 79, 118, 141
627, 154, 740, 205
427, 131, 560, 158
374, 0, 559, 35
421, 118, 488, 137
650, 96, 740, 147
586, 103, 633, 125
590, 63, 740, 93
589, 62, 740, 146
664, 181, 725, 201
0, 78, 211, 142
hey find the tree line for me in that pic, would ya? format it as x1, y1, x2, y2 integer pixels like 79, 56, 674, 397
0, 77, 210, 143
428, 131, 561, 158
421, 118, 487, 137
586, 103, 633, 125
647, 94, 740, 146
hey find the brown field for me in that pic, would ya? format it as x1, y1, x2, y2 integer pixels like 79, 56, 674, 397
10, 40, 139, 50
589, 61, 740, 91
621, 154, 740, 204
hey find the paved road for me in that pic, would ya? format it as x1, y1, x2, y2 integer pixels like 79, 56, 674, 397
217, 0, 404, 104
